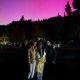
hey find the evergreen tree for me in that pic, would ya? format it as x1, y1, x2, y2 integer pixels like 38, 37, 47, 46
20, 15, 25, 21
65, 1, 72, 16
72, 0, 80, 16
73, 0, 80, 10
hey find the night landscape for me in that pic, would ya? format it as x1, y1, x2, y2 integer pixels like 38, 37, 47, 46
0, 0, 80, 80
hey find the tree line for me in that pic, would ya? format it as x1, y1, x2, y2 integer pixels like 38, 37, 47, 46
0, 0, 80, 43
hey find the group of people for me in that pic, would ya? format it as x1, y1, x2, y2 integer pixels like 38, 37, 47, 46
27, 37, 61, 80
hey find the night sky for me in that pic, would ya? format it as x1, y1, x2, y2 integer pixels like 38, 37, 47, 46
0, 0, 73, 25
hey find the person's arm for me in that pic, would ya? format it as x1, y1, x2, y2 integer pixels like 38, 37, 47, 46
28, 49, 31, 64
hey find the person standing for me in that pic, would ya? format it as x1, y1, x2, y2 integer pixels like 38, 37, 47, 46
36, 37, 46, 80
44, 40, 54, 80
28, 41, 37, 80
52, 41, 61, 64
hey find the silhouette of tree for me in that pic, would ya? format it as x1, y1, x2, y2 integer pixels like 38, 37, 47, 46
72, 0, 80, 16
65, 1, 72, 16
20, 15, 25, 21
57, 13, 62, 17
64, 12, 66, 17
0, 6, 80, 45
73, 0, 80, 10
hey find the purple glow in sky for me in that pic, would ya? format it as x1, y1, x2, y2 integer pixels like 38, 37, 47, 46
0, 0, 73, 25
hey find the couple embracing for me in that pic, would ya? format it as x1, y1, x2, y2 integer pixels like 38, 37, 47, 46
28, 38, 46, 80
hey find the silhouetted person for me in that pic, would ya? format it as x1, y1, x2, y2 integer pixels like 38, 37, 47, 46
44, 40, 54, 80
45, 40, 54, 63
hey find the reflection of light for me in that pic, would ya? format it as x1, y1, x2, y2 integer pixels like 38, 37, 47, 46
3, 40, 7, 45
0, 35, 10, 46
53, 45, 56, 48
1, 42, 3, 45
24, 40, 28, 46
0, 40, 8, 45
53, 42, 61, 48
58, 43, 61, 48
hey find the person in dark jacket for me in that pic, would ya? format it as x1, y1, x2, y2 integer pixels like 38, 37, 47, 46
44, 40, 55, 80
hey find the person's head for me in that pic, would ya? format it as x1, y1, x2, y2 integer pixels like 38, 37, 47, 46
33, 41, 37, 47
36, 39, 44, 53
46, 40, 51, 46
37, 37, 41, 41
28, 40, 37, 48
36, 36, 43, 41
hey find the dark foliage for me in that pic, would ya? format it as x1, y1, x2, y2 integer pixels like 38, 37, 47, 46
65, 1, 72, 16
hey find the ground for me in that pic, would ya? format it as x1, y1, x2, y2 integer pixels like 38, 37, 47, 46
0, 48, 80, 80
